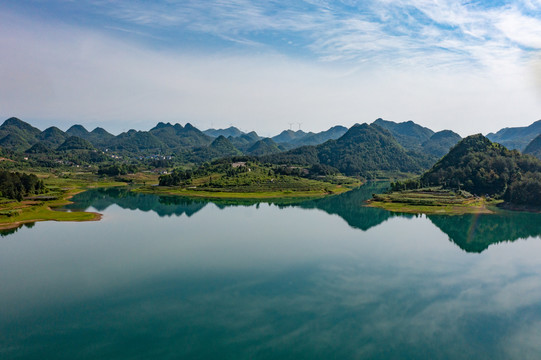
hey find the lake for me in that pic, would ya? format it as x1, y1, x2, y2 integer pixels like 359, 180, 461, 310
2, 183, 541, 359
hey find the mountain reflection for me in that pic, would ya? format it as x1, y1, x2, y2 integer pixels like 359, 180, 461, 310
46, 185, 541, 253
428, 211, 541, 253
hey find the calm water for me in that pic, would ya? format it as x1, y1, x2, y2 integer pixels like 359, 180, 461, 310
2, 184, 541, 359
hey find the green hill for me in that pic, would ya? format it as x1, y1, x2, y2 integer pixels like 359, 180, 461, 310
108, 130, 165, 153
228, 131, 261, 152
87, 127, 115, 147
149, 122, 185, 148
25, 142, 52, 154
184, 136, 242, 163
175, 123, 213, 148
263, 123, 424, 176
57, 136, 96, 151
66, 124, 90, 138
209, 135, 241, 155
246, 138, 282, 156
421, 130, 462, 158
0, 117, 42, 150
420, 134, 541, 204
0, 133, 31, 152
38, 126, 67, 148
373, 118, 434, 151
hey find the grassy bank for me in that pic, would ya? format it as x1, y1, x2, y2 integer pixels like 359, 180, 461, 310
135, 184, 354, 200
366, 188, 500, 215
0, 172, 127, 230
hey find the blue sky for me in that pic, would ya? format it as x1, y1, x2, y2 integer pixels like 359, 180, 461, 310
1, 0, 541, 136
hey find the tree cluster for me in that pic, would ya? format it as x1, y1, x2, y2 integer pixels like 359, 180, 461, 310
0, 171, 46, 201
414, 134, 541, 205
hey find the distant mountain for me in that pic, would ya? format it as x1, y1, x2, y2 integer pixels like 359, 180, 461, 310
175, 123, 213, 149
185, 135, 241, 163
421, 130, 462, 158
291, 126, 348, 147
57, 136, 95, 151
209, 135, 241, 156
228, 131, 261, 152
0, 117, 42, 150
246, 138, 283, 156
272, 126, 348, 148
38, 126, 67, 148
66, 124, 90, 138
524, 134, 541, 159
204, 126, 245, 138
372, 118, 434, 151
64, 125, 115, 148
263, 123, 425, 176
272, 129, 313, 145
108, 130, 164, 153
149, 122, 187, 148
87, 127, 115, 147
486, 119, 541, 151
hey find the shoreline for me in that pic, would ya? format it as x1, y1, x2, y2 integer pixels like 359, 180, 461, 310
365, 189, 501, 215
0, 180, 125, 230
133, 182, 360, 200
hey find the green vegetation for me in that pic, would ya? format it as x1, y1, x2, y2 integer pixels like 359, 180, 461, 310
0, 172, 127, 229
371, 134, 541, 211
150, 159, 361, 199
262, 123, 431, 177
368, 188, 497, 214
0, 171, 45, 201
57, 136, 95, 151
421, 130, 462, 158
373, 118, 434, 151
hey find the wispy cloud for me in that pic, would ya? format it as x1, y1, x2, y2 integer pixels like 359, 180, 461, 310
79, 0, 541, 70
1, 1, 540, 134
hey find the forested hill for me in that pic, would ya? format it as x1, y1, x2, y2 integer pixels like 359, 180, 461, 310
420, 134, 541, 205
262, 123, 427, 176
372, 118, 433, 150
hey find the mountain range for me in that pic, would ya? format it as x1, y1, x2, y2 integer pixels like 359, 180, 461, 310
2, 115, 541, 176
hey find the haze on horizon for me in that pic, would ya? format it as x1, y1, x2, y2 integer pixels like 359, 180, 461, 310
1, 0, 541, 137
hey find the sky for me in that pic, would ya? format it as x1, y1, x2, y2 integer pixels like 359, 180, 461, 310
1, 0, 541, 137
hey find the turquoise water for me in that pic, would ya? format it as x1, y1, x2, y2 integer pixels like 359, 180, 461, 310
2, 184, 541, 359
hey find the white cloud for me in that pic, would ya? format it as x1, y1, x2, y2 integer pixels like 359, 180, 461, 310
0, 4, 540, 135
495, 9, 541, 48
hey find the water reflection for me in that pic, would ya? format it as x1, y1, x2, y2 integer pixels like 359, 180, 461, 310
3, 184, 541, 359
64, 184, 541, 253
428, 211, 541, 253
